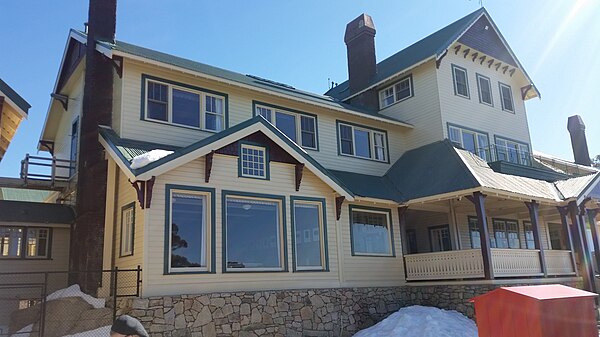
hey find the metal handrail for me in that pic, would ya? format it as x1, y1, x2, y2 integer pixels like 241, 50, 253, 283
475, 144, 533, 167
20, 153, 76, 187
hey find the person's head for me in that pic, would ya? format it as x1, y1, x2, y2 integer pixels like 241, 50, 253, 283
110, 315, 148, 337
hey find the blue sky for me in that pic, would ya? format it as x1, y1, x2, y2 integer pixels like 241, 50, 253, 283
1, 0, 598, 177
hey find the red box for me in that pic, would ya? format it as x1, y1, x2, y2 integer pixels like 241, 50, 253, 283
470, 284, 597, 337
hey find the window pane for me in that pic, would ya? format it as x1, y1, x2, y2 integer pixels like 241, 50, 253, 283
494, 220, 508, 248
300, 116, 316, 148
469, 218, 481, 249
523, 222, 535, 249
351, 211, 390, 255
147, 82, 168, 121
374, 133, 386, 161
256, 107, 272, 122
275, 112, 297, 142
478, 76, 492, 104
454, 68, 468, 96
1, 227, 23, 257
27, 228, 48, 258
501, 85, 514, 111
226, 198, 281, 269
548, 223, 565, 250
205, 95, 224, 131
461, 132, 476, 153
476, 134, 489, 161
339, 125, 353, 155
354, 129, 370, 158
241, 145, 266, 178
380, 87, 394, 107
294, 203, 322, 269
449, 127, 461, 145
172, 89, 200, 127
171, 193, 205, 269
121, 207, 134, 255
507, 221, 519, 249
395, 79, 411, 101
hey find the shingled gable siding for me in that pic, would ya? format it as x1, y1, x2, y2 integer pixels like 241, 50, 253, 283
378, 59, 445, 152
437, 46, 532, 147
118, 59, 407, 176
141, 153, 349, 297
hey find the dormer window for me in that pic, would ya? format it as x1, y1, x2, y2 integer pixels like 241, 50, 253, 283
452, 65, 469, 98
499, 82, 514, 112
379, 76, 413, 109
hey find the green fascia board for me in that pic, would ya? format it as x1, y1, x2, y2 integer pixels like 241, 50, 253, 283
488, 160, 569, 182
0, 77, 31, 113
325, 8, 484, 99
384, 139, 481, 201
99, 116, 354, 198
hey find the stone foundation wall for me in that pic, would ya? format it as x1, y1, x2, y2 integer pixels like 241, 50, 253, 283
117, 279, 582, 337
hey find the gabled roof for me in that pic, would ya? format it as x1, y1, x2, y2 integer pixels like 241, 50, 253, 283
67, 30, 411, 128
0, 200, 74, 224
99, 116, 355, 200
554, 173, 600, 205
0, 77, 30, 115
325, 8, 539, 101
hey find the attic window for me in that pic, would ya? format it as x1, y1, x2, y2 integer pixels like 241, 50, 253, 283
239, 144, 268, 179
452, 65, 470, 98
379, 76, 413, 109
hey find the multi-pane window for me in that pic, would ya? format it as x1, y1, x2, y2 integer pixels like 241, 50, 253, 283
145, 78, 225, 132
448, 125, 490, 161
292, 200, 326, 271
1, 227, 50, 258
468, 217, 481, 249
523, 221, 535, 249
548, 223, 567, 250
225, 196, 284, 271
338, 123, 387, 162
168, 191, 208, 272
495, 138, 530, 165
379, 76, 413, 108
240, 144, 267, 179
492, 219, 519, 249
499, 83, 514, 112
429, 225, 451, 252
476, 74, 493, 106
350, 208, 393, 256
452, 65, 469, 98
255, 104, 317, 150
120, 204, 135, 257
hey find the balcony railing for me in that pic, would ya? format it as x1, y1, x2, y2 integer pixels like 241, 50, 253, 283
474, 144, 533, 166
20, 154, 75, 187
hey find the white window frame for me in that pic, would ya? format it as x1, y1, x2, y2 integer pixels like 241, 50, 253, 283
167, 189, 210, 273
448, 125, 490, 161
292, 200, 325, 271
495, 137, 530, 165
338, 122, 388, 162
350, 208, 393, 257
379, 76, 413, 109
240, 144, 268, 179
145, 78, 226, 132
476, 73, 493, 106
254, 104, 317, 150
120, 204, 135, 257
1, 226, 50, 259
224, 195, 285, 272
498, 82, 515, 112
452, 64, 470, 98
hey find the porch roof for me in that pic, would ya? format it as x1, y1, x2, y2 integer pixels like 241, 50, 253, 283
0, 200, 74, 224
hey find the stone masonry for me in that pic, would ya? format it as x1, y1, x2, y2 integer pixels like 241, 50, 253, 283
116, 280, 582, 337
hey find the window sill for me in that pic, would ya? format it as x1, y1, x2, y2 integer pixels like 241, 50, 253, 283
351, 253, 396, 258
454, 93, 470, 100
339, 152, 388, 164
379, 95, 413, 110
142, 117, 225, 133
224, 269, 288, 273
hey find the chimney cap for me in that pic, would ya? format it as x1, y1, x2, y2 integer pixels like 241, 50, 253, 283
344, 13, 376, 44
567, 115, 586, 132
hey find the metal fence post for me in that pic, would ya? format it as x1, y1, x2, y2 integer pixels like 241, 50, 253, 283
112, 267, 119, 321
136, 265, 141, 297
40, 272, 48, 337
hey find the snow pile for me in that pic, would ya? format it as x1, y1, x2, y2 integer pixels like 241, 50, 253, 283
46, 284, 105, 309
353, 306, 478, 337
10, 324, 32, 337
130, 149, 174, 169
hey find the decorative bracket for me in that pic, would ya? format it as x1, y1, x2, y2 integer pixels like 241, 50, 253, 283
479, 55, 487, 65
110, 56, 124, 78
494, 62, 501, 71
454, 45, 461, 55
471, 52, 479, 62
129, 176, 156, 209
487, 59, 495, 68
335, 196, 345, 221
462, 48, 471, 59
39, 140, 55, 156
521, 85, 533, 100
436, 50, 448, 69
502, 65, 509, 74
205, 151, 214, 183
295, 163, 304, 191
50, 93, 69, 111
509, 69, 515, 77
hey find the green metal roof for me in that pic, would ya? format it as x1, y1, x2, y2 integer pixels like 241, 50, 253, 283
554, 174, 599, 200
0, 77, 30, 113
0, 188, 53, 202
329, 170, 403, 202
0, 200, 74, 224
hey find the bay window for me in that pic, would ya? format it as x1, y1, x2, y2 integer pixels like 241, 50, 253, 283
337, 122, 388, 162
254, 103, 318, 150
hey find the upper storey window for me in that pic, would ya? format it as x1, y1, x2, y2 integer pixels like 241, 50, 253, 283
254, 102, 317, 150
476, 74, 493, 106
448, 124, 490, 161
144, 76, 226, 132
452, 65, 470, 98
499, 83, 515, 113
379, 76, 413, 109
337, 121, 388, 162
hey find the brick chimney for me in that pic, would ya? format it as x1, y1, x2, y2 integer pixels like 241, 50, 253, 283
567, 115, 591, 166
345, 14, 377, 95
71, 0, 117, 292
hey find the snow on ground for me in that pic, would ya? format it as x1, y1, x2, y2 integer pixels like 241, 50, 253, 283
130, 149, 174, 169
353, 305, 478, 337
63, 325, 112, 337
46, 284, 105, 308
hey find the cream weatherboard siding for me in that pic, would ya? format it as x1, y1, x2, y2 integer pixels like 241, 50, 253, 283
437, 46, 532, 147
379, 59, 444, 151
118, 59, 409, 176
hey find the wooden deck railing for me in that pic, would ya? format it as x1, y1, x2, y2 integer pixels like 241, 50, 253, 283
404, 249, 484, 281
20, 154, 75, 187
491, 248, 543, 277
545, 250, 576, 276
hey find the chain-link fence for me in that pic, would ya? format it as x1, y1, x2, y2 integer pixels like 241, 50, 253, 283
0, 268, 141, 337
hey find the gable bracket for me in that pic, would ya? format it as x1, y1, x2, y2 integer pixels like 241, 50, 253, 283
479, 55, 487, 65
454, 45, 461, 55
502, 65, 509, 74
471, 52, 479, 62
521, 85, 533, 100
205, 151, 214, 183
110, 55, 124, 78
487, 59, 495, 68
495, 62, 501, 71
129, 176, 156, 209
436, 50, 448, 69
39, 140, 55, 156
335, 196, 345, 221
462, 48, 471, 59
295, 163, 304, 191
509, 69, 515, 77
